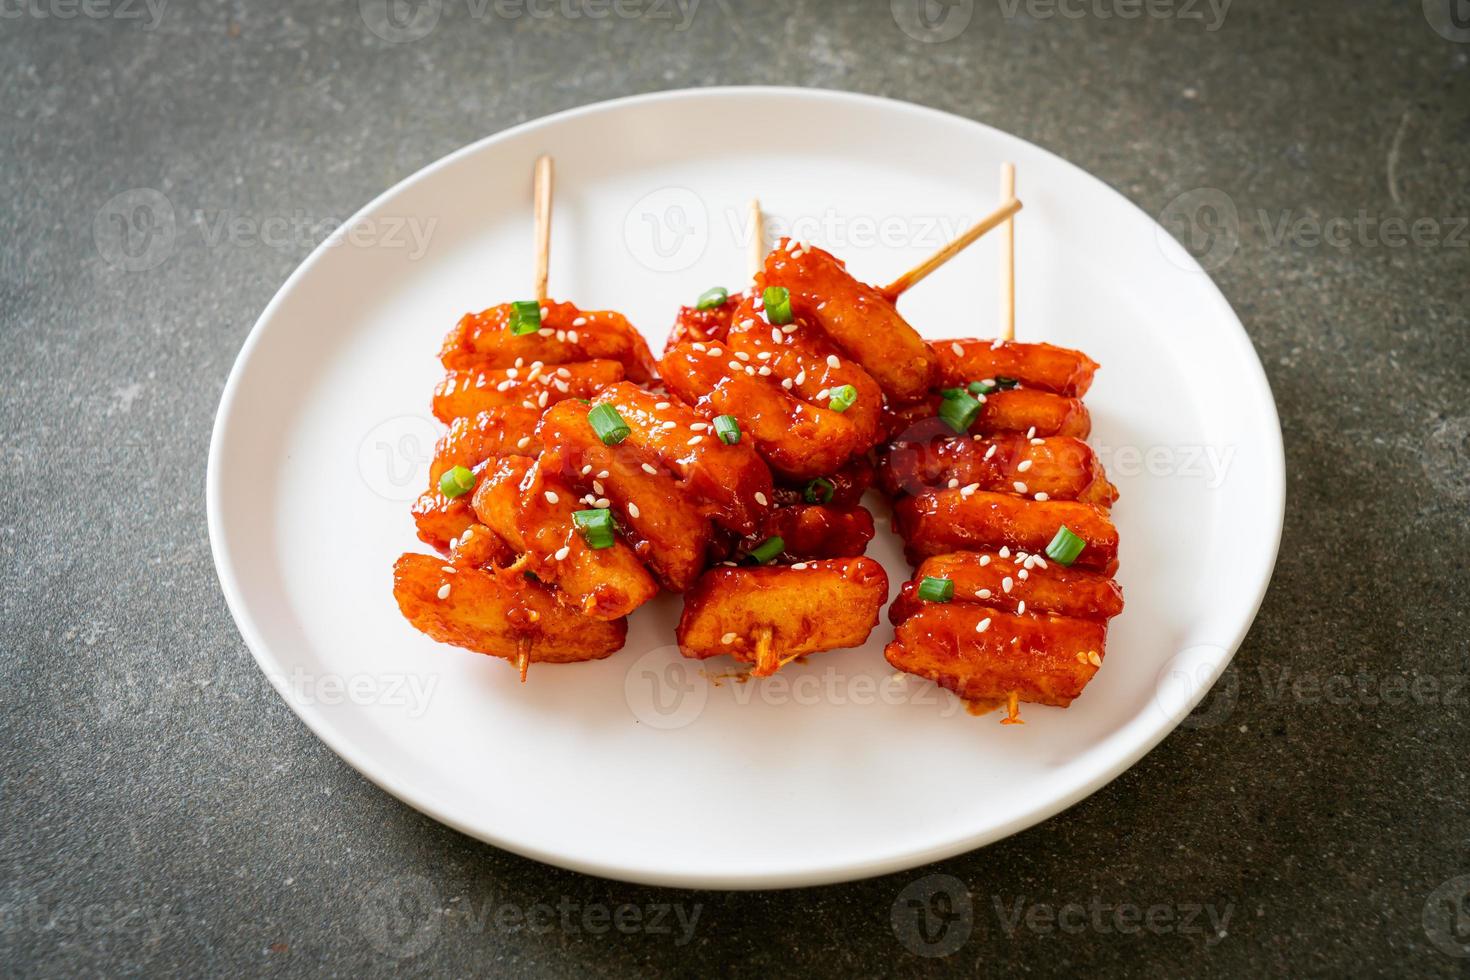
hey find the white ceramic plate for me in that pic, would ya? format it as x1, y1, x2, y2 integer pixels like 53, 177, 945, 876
208, 88, 1283, 889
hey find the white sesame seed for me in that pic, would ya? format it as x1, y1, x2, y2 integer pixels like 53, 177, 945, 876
595, 498, 610, 508
655, 401, 670, 409
1026, 426, 1036, 439
795, 370, 806, 385
555, 330, 566, 342
999, 546, 1010, 558
1013, 481, 1028, 493
782, 324, 798, 334
692, 343, 706, 352
437, 583, 451, 600
1017, 600, 1026, 614
709, 347, 722, 356
816, 388, 830, 401
728, 360, 743, 373
538, 391, 549, 407
554, 380, 569, 393
984, 445, 997, 460
826, 354, 839, 369
950, 342, 964, 357
947, 478, 960, 489
1035, 492, 1049, 501
690, 422, 707, 431
572, 316, 587, 327
544, 491, 558, 504
597, 470, 610, 479
592, 481, 605, 495
734, 351, 750, 362
641, 463, 658, 475
554, 546, 570, 561
758, 366, 772, 376
721, 632, 737, 644
581, 465, 592, 476
757, 351, 771, 360
977, 588, 991, 598
688, 435, 704, 445
745, 366, 755, 376
791, 562, 807, 570
1018, 569, 1029, 580
754, 492, 767, 506
781, 378, 793, 389
516, 436, 531, 449
980, 555, 991, 566
1017, 460, 1033, 472
556, 367, 571, 378
961, 483, 979, 497
441, 565, 456, 574
1031, 438, 1045, 446
496, 379, 513, 392
976, 617, 991, 633
1002, 576, 1014, 593
460, 528, 472, 541
505, 367, 518, 379
627, 502, 640, 518
662, 421, 677, 430
538, 327, 554, 337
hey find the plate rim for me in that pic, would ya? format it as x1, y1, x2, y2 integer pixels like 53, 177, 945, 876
206, 85, 1286, 889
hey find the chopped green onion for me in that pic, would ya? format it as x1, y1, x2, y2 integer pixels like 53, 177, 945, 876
939, 387, 966, 399
937, 389, 981, 434
762, 286, 793, 325
917, 576, 954, 603
827, 384, 857, 413
572, 508, 616, 549
713, 415, 741, 445
995, 376, 1020, 390
438, 465, 475, 499
968, 380, 995, 396
695, 286, 729, 310
587, 403, 630, 445
749, 536, 784, 564
803, 477, 835, 505
508, 300, 541, 336
1046, 525, 1087, 566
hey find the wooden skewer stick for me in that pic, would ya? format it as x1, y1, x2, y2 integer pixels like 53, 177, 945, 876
748, 198, 764, 282
999, 163, 1017, 342
752, 625, 776, 677
880, 197, 1022, 301
516, 636, 533, 684
532, 154, 553, 305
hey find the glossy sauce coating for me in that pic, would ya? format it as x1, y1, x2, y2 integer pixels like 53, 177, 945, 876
885, 388, 1092, 442
590, 382, 773, 536
878, 432, 1117, 507
440, 299, 656, 381
472, 455, 658, 620
393, 552, 625, 664
665, 292, 742, 352
429, 405, 543, 484
933, 339, 1099, 398
432, 359, 624, 423
894, 489, 1119, 574
761, 238, 936, 401
888, 550, 1124, 625
747, 504, 876, 561
885, 604, 1104, 707
677, 558, 889, 674
537, 397, 712, 593
411, 486, 476, 553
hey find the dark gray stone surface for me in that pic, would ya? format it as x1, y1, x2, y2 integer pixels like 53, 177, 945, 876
2, 0, 1467, 975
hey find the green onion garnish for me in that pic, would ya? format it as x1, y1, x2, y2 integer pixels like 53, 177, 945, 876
713, 415, 741, 445
827, 384, 857, 413
762, 286, 793, 325
803, 477, 835, 505
1046, 525, 1086, 566
917, 576, 954, 602
968, 380, 995, 396
937, 389, 981, 434
438, 465, 475, 499
940, 387, 966, 399
995, 377, 1019, 390
749, 536, 784, 564
572, 508, 616, 549
587, 403, 630, 445
508, 300, 541, 336
695, 286, 728, 311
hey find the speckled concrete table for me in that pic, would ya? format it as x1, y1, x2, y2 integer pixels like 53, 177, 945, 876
3, 1, 1468, 976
